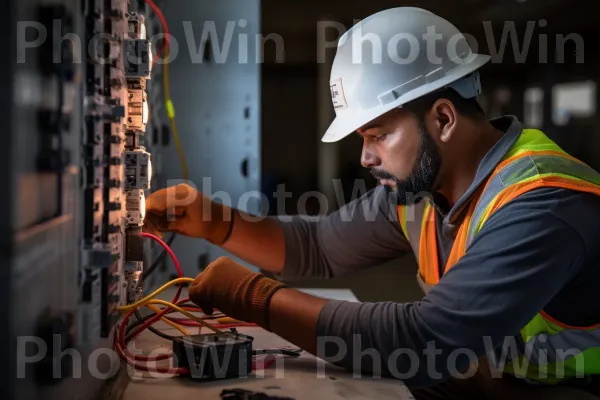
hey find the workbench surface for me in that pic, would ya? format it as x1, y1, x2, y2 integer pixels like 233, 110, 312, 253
121, 289, 415, 400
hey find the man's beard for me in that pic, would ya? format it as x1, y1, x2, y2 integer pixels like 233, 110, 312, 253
371, 125, 442, 206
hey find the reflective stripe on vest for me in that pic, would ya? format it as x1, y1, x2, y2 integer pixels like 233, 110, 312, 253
396, 128, 600, 383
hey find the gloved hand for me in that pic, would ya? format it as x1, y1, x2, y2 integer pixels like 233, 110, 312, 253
188, 257, 287, 330
144, 183, 234, 245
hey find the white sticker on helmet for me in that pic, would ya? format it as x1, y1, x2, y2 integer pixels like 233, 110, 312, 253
330, 78, 348, 109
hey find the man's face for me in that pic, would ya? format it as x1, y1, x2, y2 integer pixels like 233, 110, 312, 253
356, 108, 443, 205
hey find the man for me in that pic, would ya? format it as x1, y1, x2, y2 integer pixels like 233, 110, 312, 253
145, 7, 600, 399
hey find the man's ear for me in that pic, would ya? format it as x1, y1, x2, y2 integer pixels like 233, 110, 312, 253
432, 99, 457, 143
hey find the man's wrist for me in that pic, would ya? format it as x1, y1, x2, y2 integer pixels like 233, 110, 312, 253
247, 274, 286, 331
205, 202, 235, 245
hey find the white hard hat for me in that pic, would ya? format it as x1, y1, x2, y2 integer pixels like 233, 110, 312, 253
322, 7, 491, 143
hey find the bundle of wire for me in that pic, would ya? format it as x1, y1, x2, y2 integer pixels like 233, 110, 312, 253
122, 2, 301, 375
115, 232, 297, 375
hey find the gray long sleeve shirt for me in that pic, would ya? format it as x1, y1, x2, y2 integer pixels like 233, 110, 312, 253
276, 116, 600, 386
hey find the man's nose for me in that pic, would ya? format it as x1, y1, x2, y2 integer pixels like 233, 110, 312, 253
360, 145, 381, 169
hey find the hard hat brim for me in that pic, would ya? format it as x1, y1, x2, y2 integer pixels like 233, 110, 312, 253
321, 53, 491, 143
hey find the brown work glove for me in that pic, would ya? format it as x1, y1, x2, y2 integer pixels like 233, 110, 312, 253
188, 257, 286, 331
144, 183, 234, 245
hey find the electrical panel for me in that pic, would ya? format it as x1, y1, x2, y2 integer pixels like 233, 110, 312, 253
80, 0, 153, 339
123, 12, 153, 311
6, 0, 261, 399
7, 0, 156, 399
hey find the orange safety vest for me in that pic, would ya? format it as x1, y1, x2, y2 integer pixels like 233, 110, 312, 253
397, 128, 600, 383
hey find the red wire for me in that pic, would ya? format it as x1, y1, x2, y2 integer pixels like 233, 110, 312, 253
118, 299, 266, 372
141, 232, 182, 276
116, 233, 186, 363
128, 297, 190, 343
117, 230, 265, 372
123, 299, 254, 363
120, 1, 262, 374
144, 0, 169, 66
117, 306, 189, 373
141, 232, 184, 302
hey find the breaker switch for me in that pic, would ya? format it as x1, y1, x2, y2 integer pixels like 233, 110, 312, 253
125, 227, 144, 262
125, 131, 142, 149
124, 39, 151, 78
124, 150, 151, 190
108, 105, 125, 122
107, 202, 121, 211
90, 248, 112, 268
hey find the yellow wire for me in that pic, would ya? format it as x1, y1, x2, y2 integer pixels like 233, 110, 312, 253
162, 46, 189, 182
216, 316, 243, 324
145, 304, 190, 336
146, 299, 222, 333
118, 277, 194, 312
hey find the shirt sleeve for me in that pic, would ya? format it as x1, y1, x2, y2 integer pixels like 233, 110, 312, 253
275, 185, 411, 279
315, 189, 590, 387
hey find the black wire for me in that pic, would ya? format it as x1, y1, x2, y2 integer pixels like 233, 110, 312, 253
126, 308, 223, 342
127, 306, 221, 341
131, 309, 177, 341
143, 232, 176, 279
131, 230, 177, 340
127, 309, 154, 338
127, 270, 182, 342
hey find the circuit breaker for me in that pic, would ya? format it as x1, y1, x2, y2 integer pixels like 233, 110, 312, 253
6, 1, 260, 399
80, 1, 153, 338
6, 0, 160, 398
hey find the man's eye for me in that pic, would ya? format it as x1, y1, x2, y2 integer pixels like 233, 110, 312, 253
375, 134, 388, 141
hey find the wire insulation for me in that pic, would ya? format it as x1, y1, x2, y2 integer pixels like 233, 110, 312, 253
140, 232, 185, 303
141, 232, 183, 276
144, 0, 169, 66
118, 277, 193, 313
145, 304, 190, 335
135, 232, 184, 340
120, 297, 287, 373
117, 307, 188, 373
144, 299, 223, 333
126, 297, 194, 342
143, 233, 175, 279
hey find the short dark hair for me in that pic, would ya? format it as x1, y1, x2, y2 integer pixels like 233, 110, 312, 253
403, 87, 485, 121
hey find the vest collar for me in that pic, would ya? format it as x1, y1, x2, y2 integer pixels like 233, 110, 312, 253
438, 115, 523, 229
